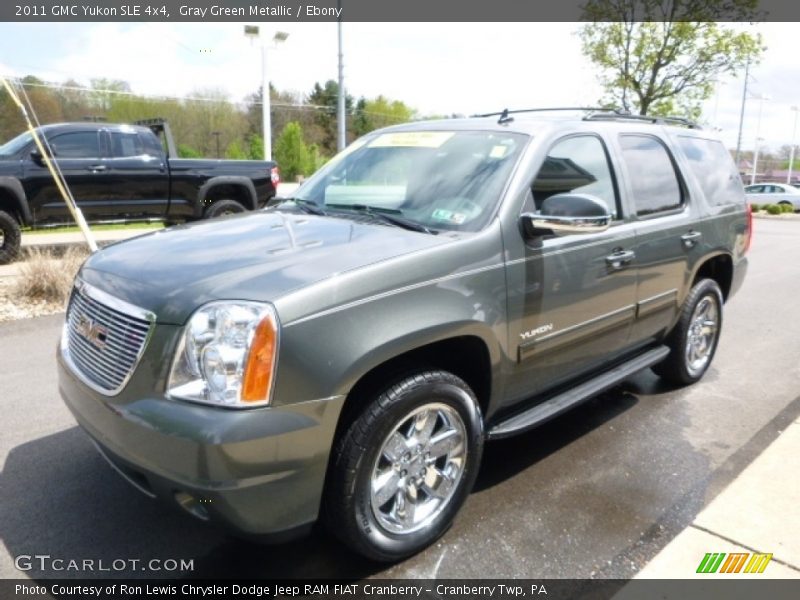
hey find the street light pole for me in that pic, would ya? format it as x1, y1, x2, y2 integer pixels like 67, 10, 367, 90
734, 59, 750, 166
336, 1, 346, 152
750, 94, 769, 186
788, 106, 799, 185
245, 26, 288, 162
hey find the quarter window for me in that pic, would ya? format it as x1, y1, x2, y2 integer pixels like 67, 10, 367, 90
677, 136, 743, 206
110, 132, 146, 158
619, 135, 683, 215
531, 135, 619, 218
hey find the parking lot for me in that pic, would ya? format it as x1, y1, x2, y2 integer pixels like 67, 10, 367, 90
0, 217, 798, 580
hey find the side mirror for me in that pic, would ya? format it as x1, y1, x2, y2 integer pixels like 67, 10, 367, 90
521, 193, 612, 237
30, 145, 55, 165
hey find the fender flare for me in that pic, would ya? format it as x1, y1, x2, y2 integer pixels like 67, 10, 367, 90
196, 176, 258, 217
0, 177, 32, 225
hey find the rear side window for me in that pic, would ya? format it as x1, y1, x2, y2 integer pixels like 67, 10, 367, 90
51, 132, 100, 159
110, 131, 145, 158
677, 136, 743, 206
619, 135, 683, 216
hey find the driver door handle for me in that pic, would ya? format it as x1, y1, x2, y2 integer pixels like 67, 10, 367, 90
681, 230, 702, 248
605, 249, 636, 270
87, 164, 107, 172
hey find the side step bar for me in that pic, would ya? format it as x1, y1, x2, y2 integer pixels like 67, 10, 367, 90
487, 345, 670, 440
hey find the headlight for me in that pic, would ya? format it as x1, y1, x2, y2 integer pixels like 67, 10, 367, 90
167, 301, 279, 408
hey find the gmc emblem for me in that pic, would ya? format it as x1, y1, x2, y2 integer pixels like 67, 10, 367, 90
75, 314, 108, 350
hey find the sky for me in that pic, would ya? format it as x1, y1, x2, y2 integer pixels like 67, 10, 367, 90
0, 21, 799, 155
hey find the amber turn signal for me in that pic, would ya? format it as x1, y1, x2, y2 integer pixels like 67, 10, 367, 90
241, 314, 277, 403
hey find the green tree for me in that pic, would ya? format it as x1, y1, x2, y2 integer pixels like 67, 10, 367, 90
352, 95, 416, 136
177, 144, 202, 158
579, 0, 763, 118
225, 140, 248, 159
307, 80, 353, 155
274, 121, 310, 181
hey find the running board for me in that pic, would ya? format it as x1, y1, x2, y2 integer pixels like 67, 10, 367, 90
487, 345, 670, 440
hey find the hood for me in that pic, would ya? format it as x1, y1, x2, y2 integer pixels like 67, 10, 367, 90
80, 210, 452, 324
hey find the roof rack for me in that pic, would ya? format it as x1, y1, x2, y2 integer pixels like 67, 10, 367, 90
473, 107, 701, 130
583, 111, 702, 130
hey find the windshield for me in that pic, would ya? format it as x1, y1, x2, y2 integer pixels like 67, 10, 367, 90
293, 130, 528, 232
0, 131, 33, 158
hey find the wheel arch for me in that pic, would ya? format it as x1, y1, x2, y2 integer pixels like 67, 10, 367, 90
196, 176, 258, 216
0, 178, 32, 225
690, 252, 733, 301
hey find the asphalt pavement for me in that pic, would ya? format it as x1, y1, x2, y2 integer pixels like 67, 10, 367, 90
0, 218, 798, 581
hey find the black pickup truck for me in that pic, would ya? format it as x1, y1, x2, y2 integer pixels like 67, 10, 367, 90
0, 119, 279, 263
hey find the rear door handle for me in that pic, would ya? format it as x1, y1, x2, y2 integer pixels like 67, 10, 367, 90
681, 231, 702, 248
87, 165, 107, 172
605, 249, 636, 270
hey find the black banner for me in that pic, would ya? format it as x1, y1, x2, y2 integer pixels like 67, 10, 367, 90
4, 579, 800, 600
2, 0, 800, 22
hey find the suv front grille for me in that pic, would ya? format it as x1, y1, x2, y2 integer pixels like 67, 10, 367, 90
63, 281, 155, 395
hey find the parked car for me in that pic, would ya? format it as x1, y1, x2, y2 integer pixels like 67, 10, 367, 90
58, 109, 750, 561
744, 182, 800, 210
0, 119, 279, 263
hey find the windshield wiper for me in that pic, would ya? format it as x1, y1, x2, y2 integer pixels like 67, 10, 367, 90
276, 197, 327, 216
326, 203, 437, 234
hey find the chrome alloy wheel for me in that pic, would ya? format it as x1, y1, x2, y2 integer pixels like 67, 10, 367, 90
685, 295, 719, 377
370, 402, 467, 535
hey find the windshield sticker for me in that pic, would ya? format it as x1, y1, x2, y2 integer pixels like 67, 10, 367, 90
432, 209, 467, 224
489, 145, 508, 158
369, 132, 455, 148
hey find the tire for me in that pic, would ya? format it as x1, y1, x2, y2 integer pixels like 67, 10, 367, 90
204, 199, 246, 219
0, 210, 21, 265
652, 278, 723, 385
324, 370, 484, 562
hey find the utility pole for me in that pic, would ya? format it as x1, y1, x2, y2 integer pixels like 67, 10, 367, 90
336, 0, 346, 152
734, 59, 750, 167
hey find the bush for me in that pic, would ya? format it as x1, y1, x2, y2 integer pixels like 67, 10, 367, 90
274, 122, 310, 182
749, 203, 759, 212
780, 203, 795, 213
13, 247, 89, 304
766, 204, 782, 215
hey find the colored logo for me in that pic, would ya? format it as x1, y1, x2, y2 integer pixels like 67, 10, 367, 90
696, 552, 772, 574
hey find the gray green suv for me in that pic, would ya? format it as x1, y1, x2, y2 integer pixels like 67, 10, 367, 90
58, 110, 750, 561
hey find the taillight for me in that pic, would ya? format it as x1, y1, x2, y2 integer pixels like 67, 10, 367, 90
744, 203, 753, 254
270, 166, 280, 187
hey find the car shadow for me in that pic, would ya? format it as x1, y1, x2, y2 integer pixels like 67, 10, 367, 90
1, 372, 663, 580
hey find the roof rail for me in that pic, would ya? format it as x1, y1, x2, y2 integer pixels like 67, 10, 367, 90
583, 111, 702, 130
474, 107, 614, 118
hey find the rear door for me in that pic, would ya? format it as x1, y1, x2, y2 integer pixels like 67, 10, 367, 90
503, 133, 639, 406
615, 133, 699, 342
102, 128, 170, 218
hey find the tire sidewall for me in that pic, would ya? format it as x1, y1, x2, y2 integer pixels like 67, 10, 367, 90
0, 211, 21, 265
204, 199, 246, 219
676, 279, 724, 382
348, 377, 483, 560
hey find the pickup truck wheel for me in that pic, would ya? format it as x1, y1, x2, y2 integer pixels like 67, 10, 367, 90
204, 199, 246, 219
325, 370, 483, 561
0, 210, 21, 265
653, 278, 723, 385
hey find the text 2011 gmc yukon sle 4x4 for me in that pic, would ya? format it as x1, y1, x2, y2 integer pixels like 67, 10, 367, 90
58, 110, 749, 561
0, 120, 279, 263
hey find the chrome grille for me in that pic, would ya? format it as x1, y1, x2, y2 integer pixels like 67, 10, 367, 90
63, 281, 155, 395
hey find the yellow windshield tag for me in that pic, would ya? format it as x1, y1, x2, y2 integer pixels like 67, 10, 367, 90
369, 132, 455, 148
489, 145, 508, 158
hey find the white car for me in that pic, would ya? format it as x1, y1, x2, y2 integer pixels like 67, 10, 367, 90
744, 182, 800, 210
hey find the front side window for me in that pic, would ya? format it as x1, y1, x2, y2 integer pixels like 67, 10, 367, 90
294, 130, 527, 232
619, 135, 683, 216
50, 132, 100, 159
531, 135, 619, 218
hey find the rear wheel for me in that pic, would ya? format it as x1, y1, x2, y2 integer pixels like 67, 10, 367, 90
0, 210, 21, 265
204, 199, 246, 219
653, 278, 723, 385
324, 370, 483, 561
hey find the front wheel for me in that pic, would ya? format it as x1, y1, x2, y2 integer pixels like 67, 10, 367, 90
204, 199, 246, 219
324, 371, 483, 561
0, 210, 21, 265
653, 278, 723, 385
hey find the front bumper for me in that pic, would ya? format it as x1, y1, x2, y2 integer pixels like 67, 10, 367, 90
57, 351, 345, 539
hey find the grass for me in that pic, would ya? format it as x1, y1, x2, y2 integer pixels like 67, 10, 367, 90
23, 222, 164, 235
13, 247, 89, 304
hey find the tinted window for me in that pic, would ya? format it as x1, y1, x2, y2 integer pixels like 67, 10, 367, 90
110, 131, 145, 158
619, 135, 682, 215
745, 185, 764, 193
532, 135, 619, 218
51, 132, 100, 159
677, 136, 743, 206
